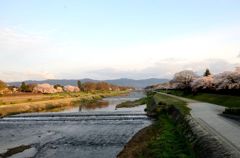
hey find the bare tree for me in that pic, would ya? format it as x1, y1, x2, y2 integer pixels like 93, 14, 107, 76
0, 80, 7, 90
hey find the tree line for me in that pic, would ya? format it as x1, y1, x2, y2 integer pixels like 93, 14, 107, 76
0, 80, 133, 94
147, 67, 240, 95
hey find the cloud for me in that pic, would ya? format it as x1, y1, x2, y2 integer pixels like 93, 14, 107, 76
0, 71, 56, 82
82, 58, 240, 80
0, 25, 240, 81
238, 53, 240, 58
0, 27, 50, 54
0, 58, 238, 81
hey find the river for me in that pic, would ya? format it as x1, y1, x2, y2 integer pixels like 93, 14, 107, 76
0, 92, 151, 158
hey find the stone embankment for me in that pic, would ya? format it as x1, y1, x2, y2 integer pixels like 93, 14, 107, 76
166, 105, 239, 158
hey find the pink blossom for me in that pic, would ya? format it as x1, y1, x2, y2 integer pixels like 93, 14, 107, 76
172, 70, 198, 89
63, 85, 80, 92
56, 87, 63, 93
33, 83, 57, 94
191, 75, 214, 91
213, 69, 240, 90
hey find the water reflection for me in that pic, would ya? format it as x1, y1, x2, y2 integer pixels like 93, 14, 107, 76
79, 100, 109, 111
61, 91, 145, 113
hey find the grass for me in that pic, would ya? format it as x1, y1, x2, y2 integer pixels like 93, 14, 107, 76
138, 114, 195, 158
152, 93, 190, 115
0, 90, 129, 117
116, 97, 146, 108
0, 90, 128, 106
159, 90, 240, 108
118, 114, 195, 158
143, 93, 195, 157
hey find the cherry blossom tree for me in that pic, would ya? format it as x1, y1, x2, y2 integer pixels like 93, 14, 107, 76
64, 85, 80, 92
56, 87, 63, 93
213, 67, 240, 90
33, 83, 57, 94
191, 75, 214, 91
158, 67, 240, 93
172, 70, 198, 89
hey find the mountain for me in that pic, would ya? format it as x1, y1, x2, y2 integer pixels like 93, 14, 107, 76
8, 78, 169, 88
105, 78, 169, 88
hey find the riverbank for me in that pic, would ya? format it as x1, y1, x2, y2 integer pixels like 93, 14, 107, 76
119, 91, 240, 158
118, 92, 196, 158
116, 97, 146, 109
0, 90, 129, 117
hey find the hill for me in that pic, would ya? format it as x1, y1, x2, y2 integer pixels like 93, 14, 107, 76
8, 78, 168, 88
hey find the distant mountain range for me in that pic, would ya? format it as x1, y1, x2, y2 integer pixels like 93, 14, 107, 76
8, 78, 169, 88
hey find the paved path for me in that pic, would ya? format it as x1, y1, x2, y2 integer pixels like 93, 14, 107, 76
156, 92, 240, 156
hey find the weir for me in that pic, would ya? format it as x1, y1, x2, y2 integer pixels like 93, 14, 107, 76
0, 92, 152, 158
1, 112, 149, 122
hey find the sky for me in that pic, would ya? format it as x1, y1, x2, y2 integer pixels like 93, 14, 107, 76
0, 0, 240, 81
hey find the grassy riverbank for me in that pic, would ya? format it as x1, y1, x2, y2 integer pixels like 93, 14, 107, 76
118, 114, 195, 158
159, 89, 240, 108
151, 92, 190, 115
0, 90, 129, 117
118, 92, 196, 158
116, 97, 146, 108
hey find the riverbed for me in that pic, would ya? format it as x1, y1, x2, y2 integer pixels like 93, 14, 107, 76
0, 92, 151, 158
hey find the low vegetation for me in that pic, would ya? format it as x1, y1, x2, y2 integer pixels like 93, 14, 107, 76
0, 145, 31, 158
116, 97, 146, 108
151, 92, 190, 115
118, 92, 196, 158
223, 108, 240, 116
118, 114, 195, 158
138, 114, 195, 158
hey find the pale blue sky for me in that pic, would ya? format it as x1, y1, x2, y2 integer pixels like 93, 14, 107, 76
0, 0, 240, 81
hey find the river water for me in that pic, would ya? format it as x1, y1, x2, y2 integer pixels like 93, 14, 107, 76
0, 92, 151, 158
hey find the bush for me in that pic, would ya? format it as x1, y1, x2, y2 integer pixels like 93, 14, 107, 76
223, 108, 240, 116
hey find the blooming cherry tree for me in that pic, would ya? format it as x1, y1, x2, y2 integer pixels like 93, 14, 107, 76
64, 85, 80, 92
172, 70, 198, 89
33, 83, 57, 94
191, 75, 214, 91
213, 68, 240, 90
